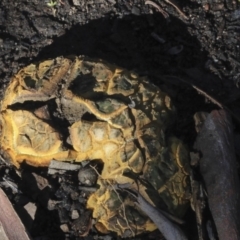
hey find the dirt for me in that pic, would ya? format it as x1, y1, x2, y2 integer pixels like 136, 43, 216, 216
0, 0, 240, 239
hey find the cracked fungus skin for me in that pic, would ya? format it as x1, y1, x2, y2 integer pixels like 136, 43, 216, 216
0, 56, 190, 237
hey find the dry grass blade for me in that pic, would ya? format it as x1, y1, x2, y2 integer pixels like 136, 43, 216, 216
162, 0, 188, 19
145, 0, 169, 18
145, 0, 188, 20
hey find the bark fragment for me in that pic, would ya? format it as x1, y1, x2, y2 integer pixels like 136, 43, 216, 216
0, 188, 31, 240
194, 110, 240, 240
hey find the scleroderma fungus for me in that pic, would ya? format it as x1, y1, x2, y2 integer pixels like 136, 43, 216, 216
0, 56, 190, 237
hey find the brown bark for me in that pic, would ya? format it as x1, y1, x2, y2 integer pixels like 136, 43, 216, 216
194, 110, 240, 240
0, 188, 31, 240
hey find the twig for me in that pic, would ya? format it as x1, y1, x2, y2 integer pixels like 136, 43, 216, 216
163, 75, 222, 107
78, 186, 98, 192
163, 0, 188, 19
0, 155, 10, 166
145, 0, 169, 18
2, 177, 21, 194
163, 75, 240, 124
145, 0, 188, 20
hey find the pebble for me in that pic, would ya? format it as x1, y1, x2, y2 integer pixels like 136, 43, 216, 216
60, 224, 70, 232
72, 0, 81, 6
71, 209, 80, 219
131, 6, 140, 15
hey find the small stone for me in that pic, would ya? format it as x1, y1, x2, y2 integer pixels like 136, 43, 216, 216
47, 199, 61, 210
49, 160, 81, 172
24, 202, 37, 220
78, 162, 98, 186
60, 224, 69, 233
32, 172, 49, 190
70, 191, 79, 201
168, 45, 184, 55
71, 209, 79, 219
72, 0, 81, 6
131, 6, 140, 15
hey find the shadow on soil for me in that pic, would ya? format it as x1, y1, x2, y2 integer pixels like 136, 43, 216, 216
35, 13, 205, 74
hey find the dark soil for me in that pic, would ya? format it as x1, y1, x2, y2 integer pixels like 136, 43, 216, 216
0, 0, 240, 239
